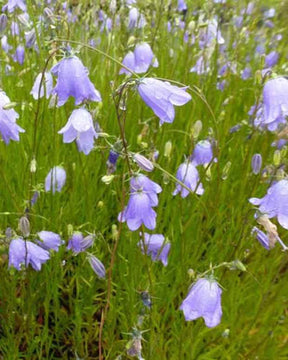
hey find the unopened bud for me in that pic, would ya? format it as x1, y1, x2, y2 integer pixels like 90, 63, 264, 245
30, 158, 37, 173
112, 224, 118, 240
164, 141, 172, 158
133, 153, 154, 172
19, 216, 30, 237
273, 149, 281, 166
0, 14, 7, 32
192, 120, 202, 139
67, 224, 73, 237
101, 175, 115, 184
222, 161, 231, 180
251, 153, 262, 174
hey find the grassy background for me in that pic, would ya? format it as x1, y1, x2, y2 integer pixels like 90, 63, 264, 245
0, 0, 288, 359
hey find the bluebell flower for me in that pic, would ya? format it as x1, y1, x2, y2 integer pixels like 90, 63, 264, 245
51, 55, 102, 106
118, 174, 162, 231
2, 0, 26, 13
0, 14, 8, 32
177, 0, 187, 11
12, 45, 24, 64
45, 166, 66, 193
1, 35, 12, 53
260, 77, 288, 131
133, 153, 154, 172
0, 90, 25, 144
138, 233, 171, 266
120, 43, 158, 75
9, 237, 50, 271
265, 51, 279, 68
37, 231, 64, 251
249, 180, 288, 229
191, 140, 216, 166
87, 253, 106, 279
198, 19, 225, 49
67, 232, 94, 254
173, 161, 204, 198
190, 56, 210, 75
137, 78, 191, 125
180, 278, 223, 328
58, 108, 98, 155
30, 72, 53, 100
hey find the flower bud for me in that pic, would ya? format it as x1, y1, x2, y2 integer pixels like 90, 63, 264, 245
87, 254, 106, 279
164, 141, 172, 158
19, 216, 30, 237
192, 120, 202, 139
101, 175, 115, 184
30, 158, 37, 173
251, 153, 262, 174
273, 149, 281, 166
0, 14, 7, 32
133, 153, 154, 172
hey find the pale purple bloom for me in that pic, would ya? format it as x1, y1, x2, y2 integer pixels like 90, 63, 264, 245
137, 78, 191, 125
128, 7, 138, 29
9, 237, 50, 271
87, 253, 106, 279
45, 166, 66, 193
11, 21, 19, 36
51, 55, 102, 106
241, 66, 252, 80
30, 72, 53, 99
191, 140, 216, 166
199, 19, 225, 49
118, 174, 162, 231
2, 0, 26, 13
37, 231, 64, 251
120, 43, 158, 75
107, 149, 120, 174
0, 14, 8, 32
138, 233, 170, 266
249, 180, 288, 229
0, 90, 25, 144
190, 56, 210, 75
67, 232, 94, 254
251, 153, 262, 174
173, 161, 204, 198
180, 278, 223, 328
251, 226, 270, 250
177, 0, 187, 11
265, 51, 279, 68
262, 77, 288, 131
1, 35, 12, 53
12, 45, 25, 65
58, 108, 98, 155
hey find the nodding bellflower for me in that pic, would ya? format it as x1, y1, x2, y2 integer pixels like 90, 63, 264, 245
118, 174, 162, 231
30, 72, 53, 100
249, 179, 288, 229
180, 278, 223, 328
51, 55, 102, 106
12, 45, 25, 65
58, 108, 98, 155
2, 0, 26, 13
261, 77, 288, 131
37, 231, 64, 251
137, 78, 191, 125
120, 43, 158, 75
67, 232, 94, 254
87, 253, 106, 279
0, 90, 25, 144
173, 161, 204, 198
191, 140, 216, 166
9, 237, 50, 271
45, 166, 66, 193
138, 233, 171, 266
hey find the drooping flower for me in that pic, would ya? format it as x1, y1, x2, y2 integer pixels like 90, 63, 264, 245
191, 140, 216, 166
87, 253, 106, 279
249, 179, 288, 229
173, 161, 204, 198
138, 233, 171, 266
120, 43, 158, 75
37, 231, 64, 251
51, 55, 102, 106
12, 45, 25, 65
118, 174, 162, 231
177, 0, 187, 11
133, 153, 154, 172
2, 0, 26, 13
265, 51, 279, 68
58, 108, 98, 155
45, 166, 66, 193
30, 72, 53, 100
67, 232, 94, 254
0, 90, 25, 144
261, 77, 288, 131
137, 78, 191, 125
180, 277, 223, 328
198, 19, 225, 49
9, 237, 50, 271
